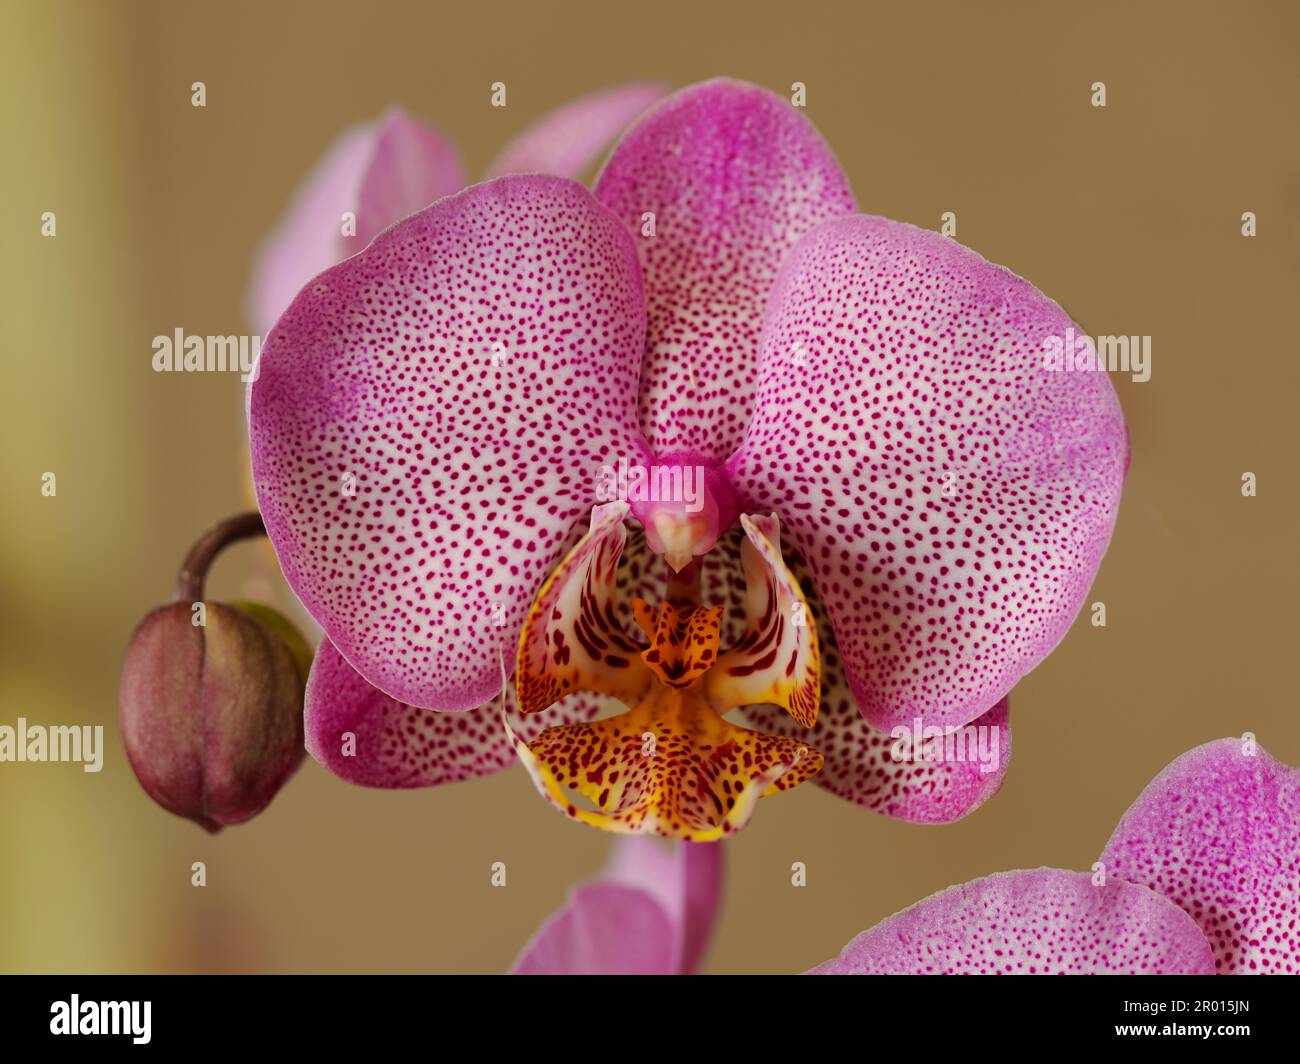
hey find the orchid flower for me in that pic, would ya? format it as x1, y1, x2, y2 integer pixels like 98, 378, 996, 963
248, 83, 666, 335
248, 78, 1129, 840
813, 739, 1298, 975
116, 85, 667, 834
511, 838, 723, 975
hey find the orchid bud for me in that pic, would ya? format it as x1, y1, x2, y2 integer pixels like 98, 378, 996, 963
118, 514, 311, 832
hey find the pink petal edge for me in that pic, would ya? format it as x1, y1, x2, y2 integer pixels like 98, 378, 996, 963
810, 868, 1215, 975
485, 82, 666, 181
594, 77, 857, 463
511, 837, 725, 975
247, 108, 464, 336
1101, 738, 1300, 975
303, 638, 615, 788
729, 214, 1129, 732
249, 175, 648, 710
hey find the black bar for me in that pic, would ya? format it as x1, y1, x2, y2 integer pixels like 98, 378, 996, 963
0, 974, 1290, 1051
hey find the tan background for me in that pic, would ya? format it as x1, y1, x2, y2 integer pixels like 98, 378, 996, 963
1, 0, 1296, 973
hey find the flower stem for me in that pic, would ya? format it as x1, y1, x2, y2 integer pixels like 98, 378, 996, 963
680, 840, 725, 975
173, 511, 267, 603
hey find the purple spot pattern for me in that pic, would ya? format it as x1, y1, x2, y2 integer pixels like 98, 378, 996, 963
745, 544, 1011, 823
249, 176, 648, 711
810, 869, 1215, 975
305, 637, 617, 788
1101, 739, 1300, 974
728, 215, 1129, 732
594, 78, 856, 463
253, 79, 1132, 772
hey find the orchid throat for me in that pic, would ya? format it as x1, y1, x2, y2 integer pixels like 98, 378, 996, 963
508, 502, 822, 840
601, 457, 739, 573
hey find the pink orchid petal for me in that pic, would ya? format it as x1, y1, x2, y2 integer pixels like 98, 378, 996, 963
513, 837, 724, 975
1100, 738, 1300, 975
728, 216, 1129, 732
604, 838, 725, 974
594, 78, 856, 462
638, 518, 1010, 822
810, 869, 1215, 975
247, 109, 464, 335
510, 883, 677, 975
249, 176, 649, 711
303, 638, 613, 788
748, 681, 1008, 827
703, 536, 1010, 821
620, 515, 1009, 820
355, 108, 466, 246
485, 82, 666, 180
746, 563, 1010, 821
247, 123, 374, 337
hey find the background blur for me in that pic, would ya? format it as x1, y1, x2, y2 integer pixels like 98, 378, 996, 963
1, 0, 1297, 974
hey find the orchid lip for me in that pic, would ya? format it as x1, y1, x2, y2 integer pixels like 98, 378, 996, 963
510, 504, 822, 839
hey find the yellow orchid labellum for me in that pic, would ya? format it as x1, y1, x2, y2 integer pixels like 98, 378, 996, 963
508, 502, 823, 840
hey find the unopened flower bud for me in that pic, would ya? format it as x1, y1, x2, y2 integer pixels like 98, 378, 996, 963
118, 513, 311, 831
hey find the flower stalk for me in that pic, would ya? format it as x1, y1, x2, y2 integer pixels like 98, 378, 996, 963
173, 511, 266, 604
